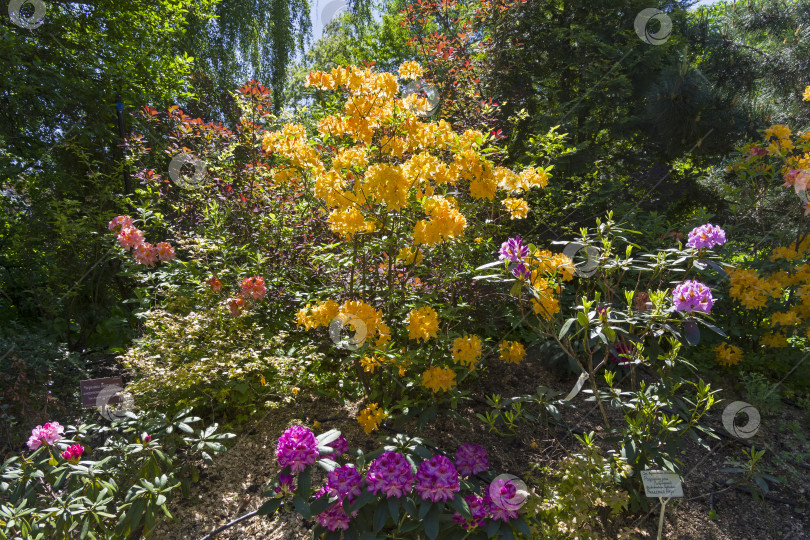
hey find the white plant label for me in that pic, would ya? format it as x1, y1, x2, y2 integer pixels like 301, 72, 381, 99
641, 470, 683, 498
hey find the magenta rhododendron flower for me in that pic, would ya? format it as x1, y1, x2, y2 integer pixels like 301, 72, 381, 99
61, 444, 84, 463
143, 434, 152, 444
454, 443, 489, 476
609, 343, 634, 366
133, 242, 158, 267
276, 426, 319, 473
117, 226, 145, 250
414, 455, 460, 503
485, 490, 519, 521
26, 422, 64, 450
452, 493, 490, 529
498, 236, 528, 263
241, 276, 267, 300
317, 500, 356, 532
155, 242, 175, 262
365, 451, 414, 498
327, 434, 348, 456
327, 465, 362, 502
108, 215, 134, 233
686, 223, 726, 249
672, 280, 714, 313
511, 263, 530, 280
274, 473, 295, 494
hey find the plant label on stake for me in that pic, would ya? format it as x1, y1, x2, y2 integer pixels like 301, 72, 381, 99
641, 471, 683, 540
80, 376, 123, 408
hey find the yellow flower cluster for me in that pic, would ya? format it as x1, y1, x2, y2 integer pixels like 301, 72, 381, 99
502, 198, 529, 220
357, 403, 387, 434
765, 124, 794, 156
760, 332, 788, 348
451, 334, 482, 370
527, 249, 575, 282
296, 299, 390, 346
714, 342, 743, 367
728, 268, 780, 310
413, 196, 467, 246
360, 354, 392, 374
771, 311, 801, 327
421, 366, 457, 393
498, 341, 526, 364
405, 306, 440, 342
397, 246, 423, 265
289, 63, 551, 242
531, 293, 561, 320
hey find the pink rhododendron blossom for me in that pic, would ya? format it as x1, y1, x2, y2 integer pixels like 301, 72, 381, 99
155, 242, 175, 262
316, 500, 356, 532
275, 426, 319, 473
117, 226, 145, 250
452, 493, 490, 529
327, 465, 362, 502
108, 215, 134, 233
133, 242, 158, 267
26, 422, 65, 450
365, 451, 414, 498
327, 434, 348, 456
609, 343, 635, 366
241, 276, 266, 300
414, 455, 460, 503
485, 490, 519, 521
672, 280, 714, 313
61, 444, 84, 463
454, 443, 489, 476
227, 297, 246, 316
686, 223, 726, 250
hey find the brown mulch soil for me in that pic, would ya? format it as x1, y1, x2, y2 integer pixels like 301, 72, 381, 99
152, 349, 810, 540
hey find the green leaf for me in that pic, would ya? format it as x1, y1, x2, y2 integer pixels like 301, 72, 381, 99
558, 317, 576, 340
257, 498, 282, 516
387, 497, 399, 522
424, 505, 439, 540
293, 495, 311, 519
373, 503, 388, 532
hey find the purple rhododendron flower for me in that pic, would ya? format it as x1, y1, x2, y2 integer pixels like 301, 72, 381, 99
276, 426, 319, 473
366, 451, 414, 498
327, 465, 362, 502
26, 422, 64, 450
511, 263, 531, 280
327, 434, 348, 456
317, 500, 356, 532
672, 280, 714, 313
686, 223, 726, 250
499, 236, 528, 263
274, 474, 296, 494
454, 443, 489, 476
415, 455, 460, 503
485, 490, 519, 521
452, 493, 490, 529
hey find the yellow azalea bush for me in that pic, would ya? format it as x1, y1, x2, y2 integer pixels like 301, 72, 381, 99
499, 340, 527, 364
357, 403, 387, 434
714, 342, 743, 367
450, 334, 483, 370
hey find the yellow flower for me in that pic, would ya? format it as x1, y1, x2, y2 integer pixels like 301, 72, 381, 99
422, 366, 457, 393
728, 268, 770, 310
765, 124, 792, 140
502, 197, 529, 220
474, 237, 483, 244
360, 355, 389, 374
398, 61, 424, 80
292, 387, 300, 395
406, 306, 440, 342
413, 196, 467, 246
760, 332, 788, 348
771, 311, 801, 327
804, 86, 810, 101
499, 341, 526, 364
397, 246, 423, 265
297, 299, 341, 330
451, 335, 482, 370
714, 343, 743, 367
312, 420, 322, 430
357, 403, 387, 434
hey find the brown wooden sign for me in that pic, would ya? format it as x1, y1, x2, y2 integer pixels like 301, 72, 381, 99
80, 376, 123, 408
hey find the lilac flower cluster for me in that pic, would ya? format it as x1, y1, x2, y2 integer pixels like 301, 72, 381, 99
686, 223, 726, 250
327, 465, 362, 502
499, 236, 528, 263
454, 443, 489, 476
327, 434, 349, 456
365, 451, 414, 498
672, 280, 714, 313
276, 426, 319, 473
414, 455, 460, 502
